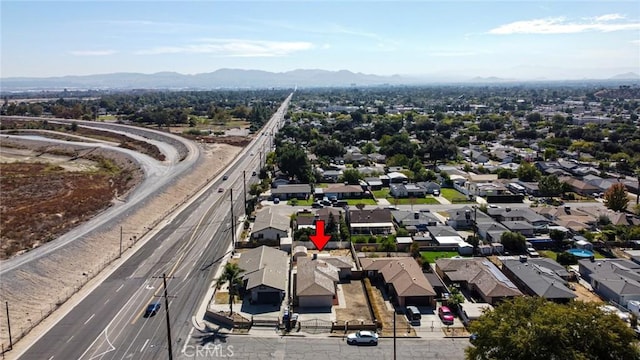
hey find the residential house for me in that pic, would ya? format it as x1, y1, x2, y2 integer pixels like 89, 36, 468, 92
416, 181, 441, 194
578, 258, 640, 306
295, 208, 343, 231
559, 176, 599, 196
501, 221, 535, 237
270, 184, 312, 200
446, 206, 493, 230
361, 257, 436, 306
239, 246, 289, 304
391, 210, 440, 232
583, 175, 618, 193
251, 207, 290, 241
349, 208, 395, 235
501, 258, 576, 303
516, 181, 541, 196
389, 183, 428, 198
435, 258, 523, 305
387, 171, 409, 184
320, 169, 342, 183
324, 184, 365, 200
489, 207, 550, 232
365, 177, 383, 191
296, 256, 339, 307
535, 206, 597, 232
476, 222, 509, 242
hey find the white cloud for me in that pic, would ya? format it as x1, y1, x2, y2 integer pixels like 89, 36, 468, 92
489, 15, 640, 35
136, 39, 314, 57
593, 14, 625, 22
632, 40, 640, 45
70, 50, 117, 56
430, 51, 477, 57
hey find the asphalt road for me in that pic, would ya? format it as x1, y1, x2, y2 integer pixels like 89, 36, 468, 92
16, 94, 293, 360
176, 335, 470, 360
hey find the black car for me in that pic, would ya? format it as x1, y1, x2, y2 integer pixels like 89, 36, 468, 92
144, 302, 161, 317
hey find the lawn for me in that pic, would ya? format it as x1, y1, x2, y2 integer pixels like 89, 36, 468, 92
539, 250, 557, 260
390, 197, 440, 205
347, 198, 377, 205
421, 251, 460, 263
440, 188, 469, 202
287, 198, 314, 206
372, 189, 389, 199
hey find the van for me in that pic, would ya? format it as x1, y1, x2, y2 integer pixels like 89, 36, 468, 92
406, 306, 421, 325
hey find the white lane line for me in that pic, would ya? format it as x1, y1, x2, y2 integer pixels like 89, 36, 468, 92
48, 356, 54, 360
181, 327, 195, 354
84, 314, 95, 325
115, 283, 125, 293
140, 338, 150, 352
104, 299, 110, 305
66, 335, 74, 343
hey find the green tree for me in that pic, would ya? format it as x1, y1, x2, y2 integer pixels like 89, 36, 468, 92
604, 183, 629, 212
549, 229, 566, 249
379, 237, 397, 256
556, 252, 578, 265
517, 161, 541, 182
500, 231, 527, 253
215, 263, 245, 315
410, 242, 421, 259
539, 175, 564, 197
466, 297, 639, 360
496, 168, 516, 179
340, 168, 361, 185
276, 144, 312, 183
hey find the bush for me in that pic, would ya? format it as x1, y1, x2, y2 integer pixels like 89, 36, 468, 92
556, 251, 578, 265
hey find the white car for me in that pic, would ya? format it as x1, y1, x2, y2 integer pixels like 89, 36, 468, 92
346, 330, 379, 345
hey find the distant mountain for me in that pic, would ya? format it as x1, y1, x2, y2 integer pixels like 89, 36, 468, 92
609, 72, 640, 80
0, 69, 406, 90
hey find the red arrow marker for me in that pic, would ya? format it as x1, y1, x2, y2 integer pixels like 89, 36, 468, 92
309, 220, 331, 251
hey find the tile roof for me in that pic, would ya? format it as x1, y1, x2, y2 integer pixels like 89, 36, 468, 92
296, 257, 339, 296
436, 258, 522, 298
361, 257, 436, 297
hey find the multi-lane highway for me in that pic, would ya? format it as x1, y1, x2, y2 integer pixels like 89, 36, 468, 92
15, 93, 292, 360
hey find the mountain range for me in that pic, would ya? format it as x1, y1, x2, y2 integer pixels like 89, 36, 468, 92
1, 69, 639, 91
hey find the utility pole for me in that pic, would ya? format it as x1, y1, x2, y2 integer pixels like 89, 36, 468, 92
243, 170, 247, 216
160, 274, 173, 360
230, 189, 236, 253
393, 310, 396, 360
5, 302, 12, 350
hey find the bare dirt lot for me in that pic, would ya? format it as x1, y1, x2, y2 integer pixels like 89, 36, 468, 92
335, 281, 372, 323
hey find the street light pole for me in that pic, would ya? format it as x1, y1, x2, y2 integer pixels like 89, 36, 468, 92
243, 170, 247, 216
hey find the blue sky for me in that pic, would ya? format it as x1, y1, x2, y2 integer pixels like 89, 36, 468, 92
1, 1, 639, 79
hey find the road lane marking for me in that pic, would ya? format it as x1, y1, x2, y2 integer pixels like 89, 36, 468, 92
48, 356, 54, 360
181, 327, 195, 354
104, 299, 110, 305
140, 339, 150, 352
115, 283, 124, 292
66, 335, 74, 343
84, 314, 95, 325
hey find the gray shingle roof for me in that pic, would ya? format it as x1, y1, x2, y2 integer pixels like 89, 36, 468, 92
502, 259, 576, 300
239, 246, 289, 291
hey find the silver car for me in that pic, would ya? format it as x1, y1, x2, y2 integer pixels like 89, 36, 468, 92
346, 330, 379, 345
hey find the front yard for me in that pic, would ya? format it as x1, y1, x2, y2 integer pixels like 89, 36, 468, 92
335, 281, 372, 323
440, 188, 470, 202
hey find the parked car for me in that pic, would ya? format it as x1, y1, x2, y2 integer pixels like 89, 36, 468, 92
223, 175, 228, 181
311, 202, 324, 209
217, 188, 224, 193
252, 171, 257, 176
433, 189, 440, 196
144, 302, 161, 317
405, 305, 421, 325
346, 330, 379, 345
438, 305, 454, 325
273, 198, 280, 204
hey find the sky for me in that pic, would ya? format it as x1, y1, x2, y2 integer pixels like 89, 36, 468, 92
1, 1, 639, 80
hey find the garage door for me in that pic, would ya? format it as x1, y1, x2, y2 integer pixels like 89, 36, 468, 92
257, 291, 281, 304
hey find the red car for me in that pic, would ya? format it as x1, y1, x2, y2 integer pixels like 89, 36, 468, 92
438, 305, 455, 325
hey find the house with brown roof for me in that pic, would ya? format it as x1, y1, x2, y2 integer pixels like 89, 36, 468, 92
435, 258, 523, 305
296, 256, 340, 307
559, 176, 599, 196
323, 184, 365, 200
348, 208, 395, 235
360, 257, 436, 306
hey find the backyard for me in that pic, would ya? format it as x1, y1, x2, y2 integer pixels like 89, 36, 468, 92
421, 251, 460, 263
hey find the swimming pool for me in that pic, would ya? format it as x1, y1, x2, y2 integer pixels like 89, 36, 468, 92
567, 248, 594, 258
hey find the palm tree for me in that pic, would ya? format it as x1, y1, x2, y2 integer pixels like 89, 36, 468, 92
216, 263, 245, 315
